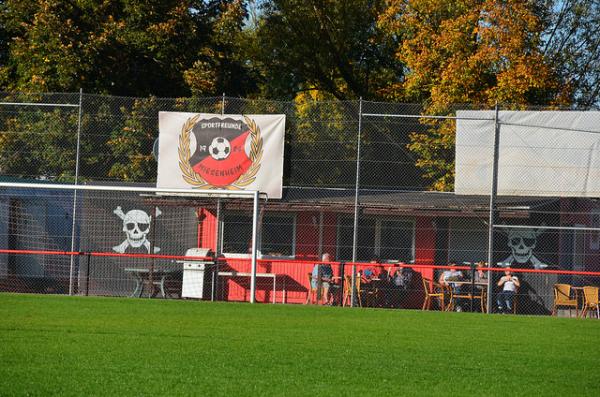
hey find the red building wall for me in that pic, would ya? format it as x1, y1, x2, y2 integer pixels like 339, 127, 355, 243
415, 217, 436, 281
196, 209, 435, 306
197, 208, 217, 252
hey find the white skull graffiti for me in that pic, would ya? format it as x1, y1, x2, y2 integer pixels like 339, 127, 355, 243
112, 206, 161, 253
508, 230, 537, 263
122, 210, 151, 247
501, 227, 547, 269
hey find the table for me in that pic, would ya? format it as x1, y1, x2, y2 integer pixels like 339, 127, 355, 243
124, 267, 180, 298
442, 280, 488, 312
212, 271, 281, 304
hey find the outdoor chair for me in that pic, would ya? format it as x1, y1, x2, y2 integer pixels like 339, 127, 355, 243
581, 286, 600, 319
361, 278, 380, 307
552, 283, 578, 317
342, 274, 362, 307
421, 277, 448, 311
305, 272, 318, 304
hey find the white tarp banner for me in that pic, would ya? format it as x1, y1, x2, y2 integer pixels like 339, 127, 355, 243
455, 110, 600, 197
157, 112, 285, 198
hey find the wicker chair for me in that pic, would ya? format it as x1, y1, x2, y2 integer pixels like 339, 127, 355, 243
305, 272, 318, 304
342, 275, 362, 307
422, 277, 448, 311
552, 284, 578, 317
581, 286, 599, 319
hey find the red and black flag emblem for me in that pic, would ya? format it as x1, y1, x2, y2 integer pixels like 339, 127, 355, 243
187, 117, 252, 187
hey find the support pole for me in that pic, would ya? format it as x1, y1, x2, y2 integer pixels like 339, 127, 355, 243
469, 262, 475, 312
148, 206, 159, 298
213, 199, 222, 300
250, 191, 259, 303
69, 88, 83, 296
486, 104, 501, 314
221, 93, 226, 115
351, 98, 363, 307
85, 253, 91, 296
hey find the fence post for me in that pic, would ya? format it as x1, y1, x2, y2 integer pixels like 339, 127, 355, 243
486, 103, 501, 313
148, 206, 159, 298
339, 261, 345, 306
250, 190, 259, 303
213, 198, 222, 300
85, 252, 91, 296
469, 262, 476, 312
213, 100, 225, 299
68, 88, 83, 296
351, 98, 363, 307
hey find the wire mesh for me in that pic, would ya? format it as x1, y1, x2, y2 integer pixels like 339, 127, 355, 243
0, 93, 598, 318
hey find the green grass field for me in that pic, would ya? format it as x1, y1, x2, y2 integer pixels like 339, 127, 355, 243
1, 294, 599, 396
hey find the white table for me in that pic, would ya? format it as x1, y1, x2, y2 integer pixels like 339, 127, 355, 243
212, 271, 281, 304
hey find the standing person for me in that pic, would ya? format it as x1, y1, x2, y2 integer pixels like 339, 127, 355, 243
497, 270, 520, 313
311, 253, 334, 305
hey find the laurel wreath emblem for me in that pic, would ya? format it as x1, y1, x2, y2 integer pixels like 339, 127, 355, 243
178, 115, 263, 189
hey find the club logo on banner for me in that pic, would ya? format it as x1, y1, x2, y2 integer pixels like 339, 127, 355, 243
157, 112, 285, 198
178, 115, 262, 188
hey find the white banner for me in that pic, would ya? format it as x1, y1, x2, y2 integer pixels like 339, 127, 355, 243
456, 110, 600, 197
157, 112, 285, 198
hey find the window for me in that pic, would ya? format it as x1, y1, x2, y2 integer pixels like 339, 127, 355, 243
447, 218, 488, 264
221, 213, 253, 254
337, 218, 375, 261
221, 212, 296, 257
380, 219, 414, 261
590, 209, 600, 251
337, 217, 414, 262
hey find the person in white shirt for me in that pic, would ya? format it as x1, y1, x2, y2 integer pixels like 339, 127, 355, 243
496, 270, 520, 313
438, 262, 464, 295
438, 262, 465, 311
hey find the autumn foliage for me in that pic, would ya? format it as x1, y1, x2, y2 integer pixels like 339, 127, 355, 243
378, 0, 565, 190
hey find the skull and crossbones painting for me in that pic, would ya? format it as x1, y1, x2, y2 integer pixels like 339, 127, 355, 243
500, 228, 547, 269
112, 206, 161, 253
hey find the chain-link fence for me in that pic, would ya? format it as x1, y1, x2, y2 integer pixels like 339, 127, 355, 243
0, 92, 599, 318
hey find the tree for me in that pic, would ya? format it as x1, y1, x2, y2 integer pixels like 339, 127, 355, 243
378, 0, 564, 190
252, 0, 403, 100
183, 0, 259, 97
106, 97, 158, 182
541, 0, 600, 108
289, 90, 359, 186
0, 0, 256, 97
0, 106, 79, 181
0, 1, 259, 182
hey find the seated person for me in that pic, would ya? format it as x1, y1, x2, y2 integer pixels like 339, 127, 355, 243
438, 262, 464, 291
390, 264, 414, 291
373, 264, 387, 280
439, 262, 464, 310
361, 257, 380, 283
388, 263, 414, 308
311, 253, 335, 305
496, 270, 520, 313
474, 261, 488, 289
